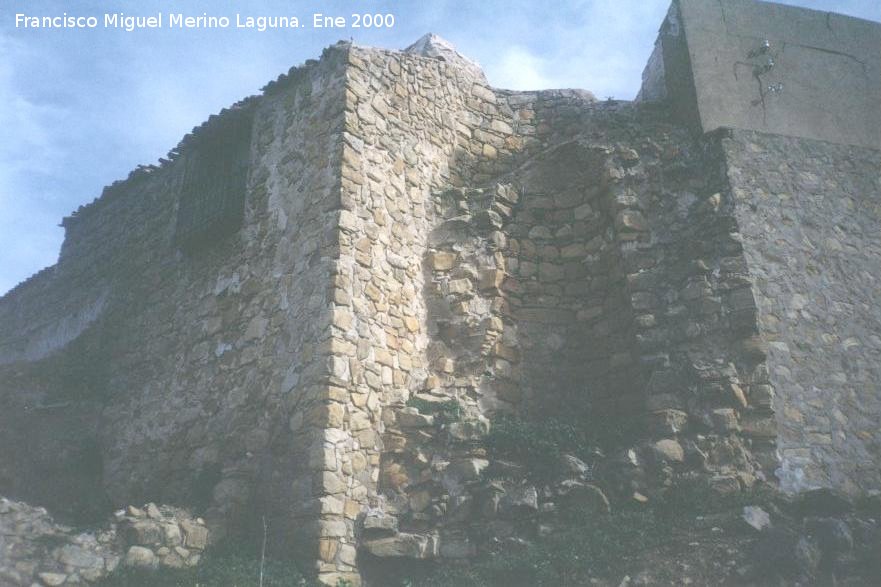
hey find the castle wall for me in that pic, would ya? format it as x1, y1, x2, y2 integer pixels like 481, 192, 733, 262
334, 78, 776, 580
640, 0, 880, 149
624, 129, 776, 485
722, 129, 881, 495
312, 43, 522, 583
495, 100, 775, 488
318, 46, 655, 582
0, 45, 352, 557
0, 10, 878, 583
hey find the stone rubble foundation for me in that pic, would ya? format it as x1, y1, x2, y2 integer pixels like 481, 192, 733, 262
0, 497, 208, 586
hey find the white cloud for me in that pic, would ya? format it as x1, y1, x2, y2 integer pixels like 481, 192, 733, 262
0, 37, 66, 174
475, 1, 670, 97
487, 45, 555, 91
0, 34, 66, 294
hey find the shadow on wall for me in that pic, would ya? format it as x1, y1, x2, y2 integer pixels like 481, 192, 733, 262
0, 361, 110, 525
503, 141, 639, 419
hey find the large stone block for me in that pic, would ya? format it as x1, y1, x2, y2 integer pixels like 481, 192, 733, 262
363, 533, 436, 559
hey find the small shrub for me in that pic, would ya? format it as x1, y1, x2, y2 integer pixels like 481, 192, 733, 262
403, 475, 782, 586
654, 476, 780, 525
403, 504, 664, 586
484, 415, 591, 480
403, 566, 489, 587
91, 566, 191, 587
94, 539, 315, 587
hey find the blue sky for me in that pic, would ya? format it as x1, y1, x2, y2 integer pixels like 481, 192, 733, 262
1, 0, 878, 295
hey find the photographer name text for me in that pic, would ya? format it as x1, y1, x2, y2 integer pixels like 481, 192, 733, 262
14, 12, 396, 32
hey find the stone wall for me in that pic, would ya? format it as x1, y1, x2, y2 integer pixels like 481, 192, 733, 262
0, 42, 352, 567
313, 41, 522, 584
495, 98, 775, 492
0, 18, 878, 585
722, 129, 881, 495
341, 75, 777, 580
499, 114, 633, 417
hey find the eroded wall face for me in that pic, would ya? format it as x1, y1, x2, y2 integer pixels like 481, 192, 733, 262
318, 47, 641, 582
331, 64, 775, 579
499, 102, 774, 488
0, 46, 350, 553
310, 45, 517, 584
502, 141, 632, 416
723, 130, 881, 495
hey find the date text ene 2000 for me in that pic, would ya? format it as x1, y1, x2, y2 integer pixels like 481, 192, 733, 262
314, 14, 395, 28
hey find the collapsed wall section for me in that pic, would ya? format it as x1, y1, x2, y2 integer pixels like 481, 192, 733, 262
504, 102, 775, 489
623, 129, 776, 489
492, 98, 776, 489
500, 137, 634, 416
309, 42, 522, 584
328, 52, 777, 580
